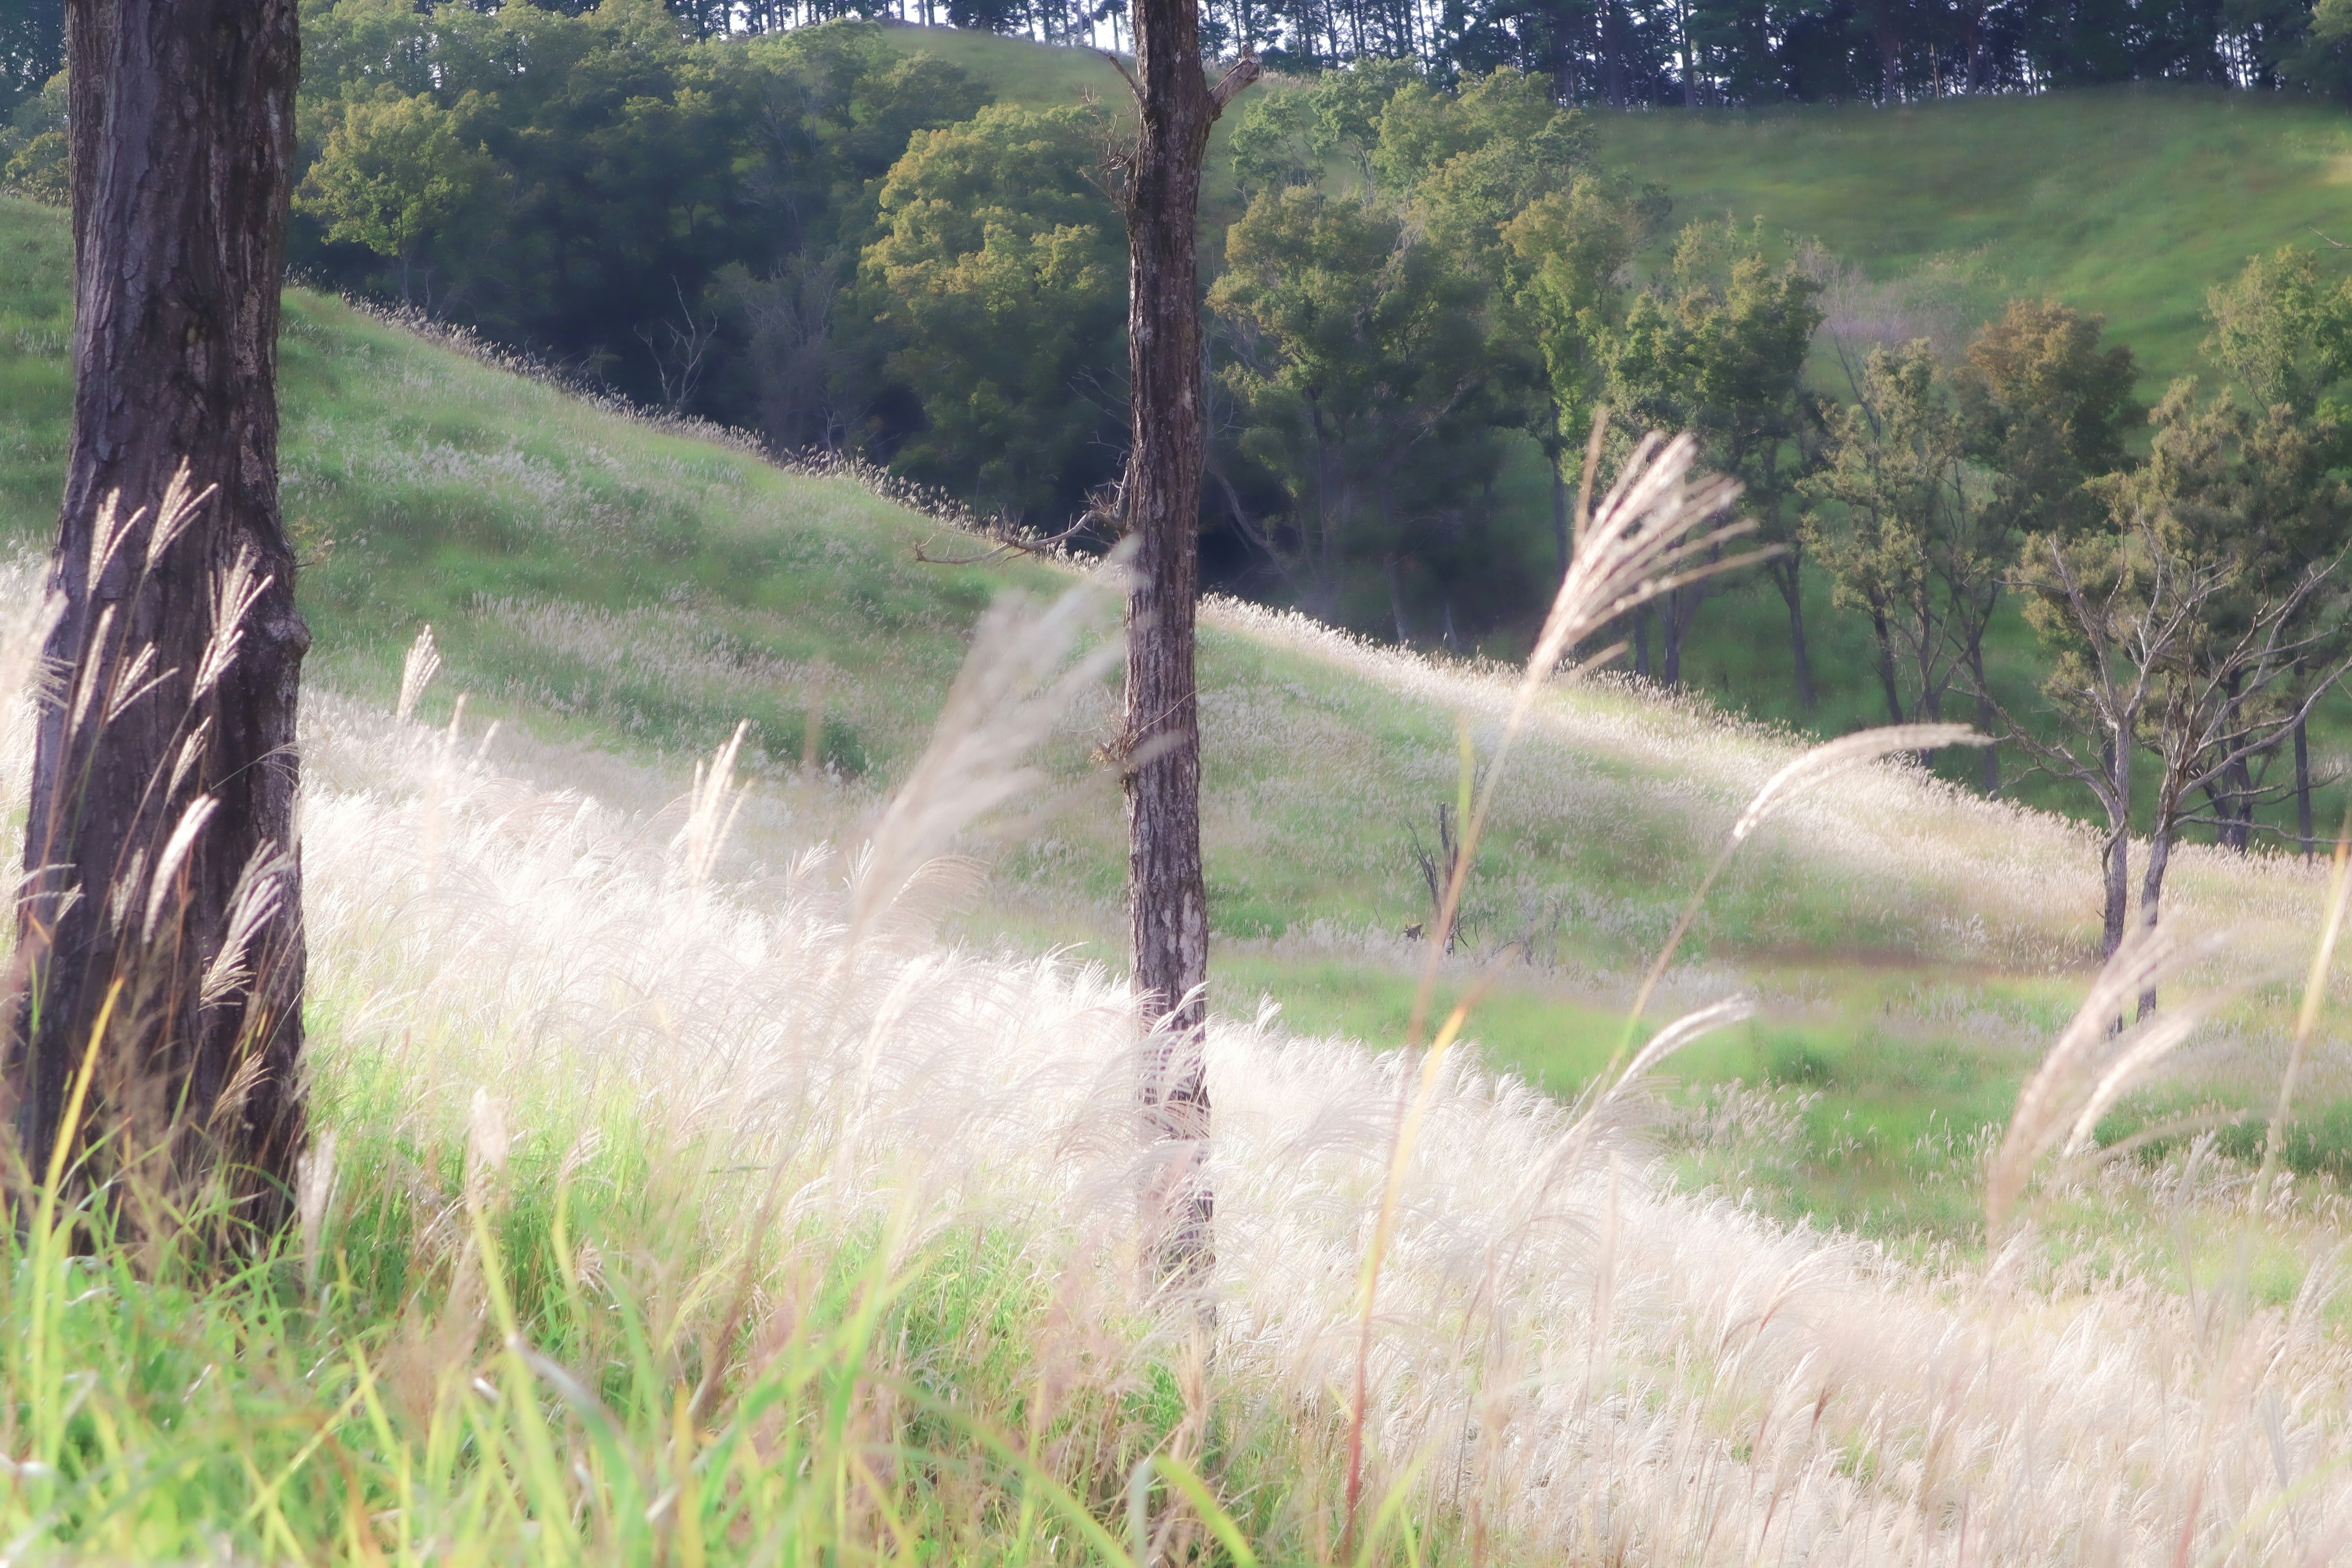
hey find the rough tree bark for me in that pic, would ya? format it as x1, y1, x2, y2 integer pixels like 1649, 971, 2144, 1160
10, 0, 307, 1226
1120, 3, 1255, 1281
2297, 713, 2314, 862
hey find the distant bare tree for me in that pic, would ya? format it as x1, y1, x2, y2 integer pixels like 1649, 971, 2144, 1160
2000, 385, 2352, 1005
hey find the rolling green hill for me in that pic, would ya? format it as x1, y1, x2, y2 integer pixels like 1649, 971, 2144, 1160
1593, 85, 2352, 393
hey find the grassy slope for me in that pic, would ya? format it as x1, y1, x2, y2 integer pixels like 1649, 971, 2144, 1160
0, 186, 2335, 1242
1594, 85, 2352, 390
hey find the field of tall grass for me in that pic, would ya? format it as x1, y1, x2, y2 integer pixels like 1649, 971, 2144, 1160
9, 418, 2352, 1561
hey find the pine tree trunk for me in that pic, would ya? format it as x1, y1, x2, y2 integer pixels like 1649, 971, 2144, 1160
1121, 1, 1252, 1284
1771, 557, 1816, 712
2297, 713, 2314, 862
12, 0, 306, 1227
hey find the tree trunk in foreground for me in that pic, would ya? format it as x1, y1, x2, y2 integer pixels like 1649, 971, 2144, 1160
1122, 2, 1254, 1283
10, 0, 307, 1227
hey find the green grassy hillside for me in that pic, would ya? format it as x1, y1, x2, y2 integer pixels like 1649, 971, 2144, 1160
1594, 85, 2352, 391
0, 186, 2337, 1240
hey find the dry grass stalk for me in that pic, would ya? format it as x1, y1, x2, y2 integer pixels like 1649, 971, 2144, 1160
2255, 821, 2352, 1215
1987, 919, 2238, 1234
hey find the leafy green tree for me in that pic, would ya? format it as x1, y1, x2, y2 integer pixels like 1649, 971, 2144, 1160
1370, 65, 1665, 590
2011, 381, 2352, 970
1219, 62, 1636, 638
1604, 219, 1822, 691
2287, 0, 2352, 100
2204, 246, 2352, 422
2198, 249, 2352, 849
291, 7, 987, 424
1962, 296, 2142, 486
1949, 297, 2139, 790
859, 103, 1125, 525
1210, 184, 1521, 631
1504, 175, 1666, 577
0, 66, 64, 203
1804, 339, 2005, 731
1226, 55, 1420, 197
296, 89, 495, 303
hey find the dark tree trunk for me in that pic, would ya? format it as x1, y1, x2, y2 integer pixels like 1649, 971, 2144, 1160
1870, 605, 1904, 724
1604, 0, 1624, 105
1121, 2, 1253, 1284
1658, 581, 1705, 686
1770, 557, 1815, 711
2137, 807, 2176, 1018
1975, 680, 1999, 795
12, 0, 306, 1227
2297, 713, 2314, 862
1870, 0, 1902, 99
2100, 736, 2131, 959
1549, 445, 1570, 586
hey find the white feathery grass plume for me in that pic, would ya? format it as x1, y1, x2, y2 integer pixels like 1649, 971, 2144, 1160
140, 794, 218, 942
675, 719, 749, 891
1988, 920, 2234, 1234
65, 603, 115, 738
166, 717, 213, 803
2062, 1005, 2211, 1156
200, 840, 294, 1008
296, 1128, 339, 1301
1617, 722, 1991, 1052
194, 546, 270, 700
1404, 431, 1768, 1049
140, 463, 212, 573
396, 624, 441, 723
467, 1087, 510, 1189
1600, 995, 1758, 1109
1730, 723, 1986, 842
1344, 431, 1770, 1540
85, 489, 131, 598
1476, 433, 1757, 847
0, 565, 63, 715
99, 641, 166, 728
849, 578, 1119, 943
